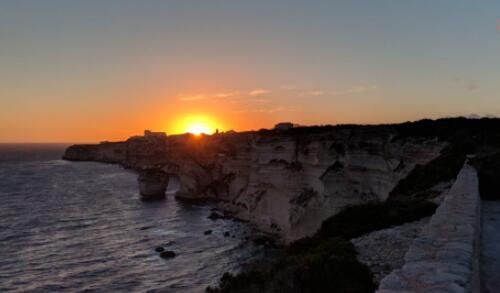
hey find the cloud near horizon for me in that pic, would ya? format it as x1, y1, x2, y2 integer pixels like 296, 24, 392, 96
248, 89, 271, 96
297, 90, 325, 97
232, 106, 298, 114
215, 92, 239, 98
179, 84, 377, 105
330, 85, 378, 96
179, 94, 205, 101
180, 88, 272, 102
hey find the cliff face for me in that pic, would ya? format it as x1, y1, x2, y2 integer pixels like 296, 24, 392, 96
63, 127, 445, 242
63, 142, 127, 163
63, 135, 168, 168
173, 129, 444, 242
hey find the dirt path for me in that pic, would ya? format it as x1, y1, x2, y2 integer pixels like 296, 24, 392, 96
481, 200, 500, 293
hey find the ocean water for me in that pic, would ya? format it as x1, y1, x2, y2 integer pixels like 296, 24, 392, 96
0, 144, 269, 293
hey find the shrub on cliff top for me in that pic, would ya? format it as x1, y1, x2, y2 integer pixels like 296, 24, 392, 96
275, 238, 375, 293
316, 200, 437, 240
392, 117, 500, 144
206, 271, 271, 293
207, 237, 375, 293
389, 146, 467, 200
207, 200, 438, 293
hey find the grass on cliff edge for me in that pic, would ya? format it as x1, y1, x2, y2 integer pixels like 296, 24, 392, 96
206, 200, 436, 293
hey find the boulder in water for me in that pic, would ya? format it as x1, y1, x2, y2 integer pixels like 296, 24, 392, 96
138, 169, 169, 199
160, 251, 176, 258
208, 211, 225, 220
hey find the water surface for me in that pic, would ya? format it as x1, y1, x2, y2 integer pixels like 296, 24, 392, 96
0, 144, 268, 292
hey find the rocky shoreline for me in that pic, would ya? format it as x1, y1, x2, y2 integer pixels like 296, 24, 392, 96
351, 217, 431, 283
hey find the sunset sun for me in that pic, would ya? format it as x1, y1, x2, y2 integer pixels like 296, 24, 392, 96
172, 114, 221, 135
186, 123, 210, 135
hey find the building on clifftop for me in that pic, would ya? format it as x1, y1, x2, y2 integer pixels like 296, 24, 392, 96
144, 130, 167, 138
274, 122, 294, 131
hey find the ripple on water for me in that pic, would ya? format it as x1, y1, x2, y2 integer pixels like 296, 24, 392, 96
0, 146, 273, 293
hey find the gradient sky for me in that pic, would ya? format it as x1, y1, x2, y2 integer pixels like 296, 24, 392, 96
1, 1, 499, 142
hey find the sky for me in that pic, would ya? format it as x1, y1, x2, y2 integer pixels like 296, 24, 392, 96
0, 0, 499, 142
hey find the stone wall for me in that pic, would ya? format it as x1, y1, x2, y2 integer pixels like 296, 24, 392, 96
377, 163, 481, 293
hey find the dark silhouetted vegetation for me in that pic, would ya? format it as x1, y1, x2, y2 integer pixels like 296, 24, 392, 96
389, 146, 467, 200
471, 152, 500, 200
207, 237, 375, 293
392, 117, 500, 200
207, 199, 436, 293
392, 117, 500, 145
315, 200, 437, 241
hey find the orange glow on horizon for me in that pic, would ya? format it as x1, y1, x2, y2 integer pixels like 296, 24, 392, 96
171, 114, 222, 135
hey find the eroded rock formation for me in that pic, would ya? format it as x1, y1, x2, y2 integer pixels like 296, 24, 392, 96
138, 169, 169, 199
167, 129, 444, 242
64, 125, 447, 242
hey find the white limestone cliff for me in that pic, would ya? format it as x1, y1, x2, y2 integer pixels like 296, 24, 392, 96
160, 129, 446, 242
64, 127, 446, 243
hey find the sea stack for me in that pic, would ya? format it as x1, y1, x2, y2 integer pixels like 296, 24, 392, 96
138, 169, 169, 199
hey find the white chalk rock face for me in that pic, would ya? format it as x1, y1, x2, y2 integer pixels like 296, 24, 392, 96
64, 128, 446, 243
170, 130, 445, 243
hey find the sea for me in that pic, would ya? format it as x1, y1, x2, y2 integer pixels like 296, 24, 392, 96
0, 144, 270, 293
